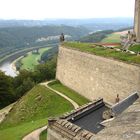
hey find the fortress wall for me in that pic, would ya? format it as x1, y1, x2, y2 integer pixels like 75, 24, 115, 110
56, 46, 140, 103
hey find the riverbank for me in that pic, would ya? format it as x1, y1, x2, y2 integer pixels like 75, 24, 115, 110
11, 56, 24, 75
9, 47, 51, 76
0, 43, 58, 77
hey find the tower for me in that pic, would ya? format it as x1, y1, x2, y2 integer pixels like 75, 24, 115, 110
134, 0, 140, 42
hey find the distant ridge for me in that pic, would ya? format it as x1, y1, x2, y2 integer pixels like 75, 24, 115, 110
0, 18, 133, 30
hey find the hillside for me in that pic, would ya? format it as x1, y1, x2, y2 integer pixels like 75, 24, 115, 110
79, 28, 132, 43
0, 25, 89, 61
0, 85, 74, 140
79, 30, 114, 43
101, 33, 121, 43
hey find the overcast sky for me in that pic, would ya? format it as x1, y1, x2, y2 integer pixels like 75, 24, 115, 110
0, 0, 135, 20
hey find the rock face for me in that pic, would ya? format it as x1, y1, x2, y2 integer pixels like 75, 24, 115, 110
134, 0, 140, 42
56, 46, 140, 103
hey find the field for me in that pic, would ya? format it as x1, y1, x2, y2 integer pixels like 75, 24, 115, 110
20, 47, 50, 71
0, 85, 73, 140
101, 33, 121, 43
63, 42, 140, 65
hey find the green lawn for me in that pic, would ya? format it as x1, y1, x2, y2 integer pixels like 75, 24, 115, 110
48, 80, 90, 106
21, 47, 50, 71
0, 118, 47, 140
0, 85, 73, 140
101, 33, 121, 43
63, 42, 140, 65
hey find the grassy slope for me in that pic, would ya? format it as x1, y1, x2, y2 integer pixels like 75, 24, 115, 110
0, 85, 73, 140
48, 81, 90, 106
0, 118, 47, 140
21, 47, 50, 71
63, 42, 140, 65
101, 33, 121, 43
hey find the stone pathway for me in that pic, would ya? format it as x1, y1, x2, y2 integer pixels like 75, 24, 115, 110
23, 80, 79, 140
23, 126, 47, 140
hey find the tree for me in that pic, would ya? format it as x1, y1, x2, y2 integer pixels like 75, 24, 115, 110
15, 77, 35, 98
0, 71, 15, 109
35, 56, 57, 82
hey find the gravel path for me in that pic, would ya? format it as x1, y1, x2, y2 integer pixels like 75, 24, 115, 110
23, 126, 47, 140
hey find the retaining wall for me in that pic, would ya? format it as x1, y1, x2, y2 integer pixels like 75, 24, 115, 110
56, 46, 140, 103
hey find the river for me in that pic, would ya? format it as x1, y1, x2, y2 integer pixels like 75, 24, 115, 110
0, 43, 58, 77
0, 62, 17, 77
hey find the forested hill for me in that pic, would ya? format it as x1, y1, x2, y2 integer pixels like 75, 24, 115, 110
0, 25, 89, 49
79, 27, 132, 43
0, 25, 89, 61
79, 30, 114, 43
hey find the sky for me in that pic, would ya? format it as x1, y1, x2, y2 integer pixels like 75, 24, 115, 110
0, 0, 135, 20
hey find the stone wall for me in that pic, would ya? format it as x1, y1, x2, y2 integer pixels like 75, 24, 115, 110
56, 46, 140, 103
